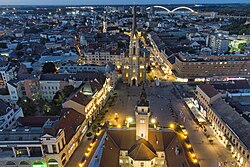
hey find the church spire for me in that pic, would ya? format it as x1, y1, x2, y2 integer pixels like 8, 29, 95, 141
132, 5, 137, 36
103, 8, 107, 33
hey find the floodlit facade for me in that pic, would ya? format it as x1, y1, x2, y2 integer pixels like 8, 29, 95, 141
122, 6, 147, 86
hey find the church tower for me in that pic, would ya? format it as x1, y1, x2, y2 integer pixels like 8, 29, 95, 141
103, 10, 107, 33
122, 5, 147, 86
135, 85, 150, 140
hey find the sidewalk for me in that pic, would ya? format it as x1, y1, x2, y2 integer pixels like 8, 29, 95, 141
65, 128, 104, 167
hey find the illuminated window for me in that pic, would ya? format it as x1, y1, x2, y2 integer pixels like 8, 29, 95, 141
140, 65, 144, 69
140, 119, 145, 124
126, 73, 128, 77
133, 69, 136, 73
140, 73, 142, 77
133, 56, 136, 60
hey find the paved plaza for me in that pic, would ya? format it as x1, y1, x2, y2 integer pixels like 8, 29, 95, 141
66, 82, 235, 167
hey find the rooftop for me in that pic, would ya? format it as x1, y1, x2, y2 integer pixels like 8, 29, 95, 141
198, 84, 219, 98
99, 128, 197, 167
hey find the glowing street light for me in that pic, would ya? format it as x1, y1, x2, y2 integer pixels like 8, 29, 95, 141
169, 123, 175, 129
126, 117, 133, 128
127, 117, 133, 123
151, 118, 156, 124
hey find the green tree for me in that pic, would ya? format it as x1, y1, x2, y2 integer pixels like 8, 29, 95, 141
53, 92, 65, 106
43, 102, 51, 113
42, 62, 56, 73
62, 85, 74, 97
92, 124, 98, 132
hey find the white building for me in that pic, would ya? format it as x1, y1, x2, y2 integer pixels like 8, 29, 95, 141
0, 100, 23, 129
85, 50, 124, 66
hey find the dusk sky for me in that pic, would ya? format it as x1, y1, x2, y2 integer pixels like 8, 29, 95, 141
0, 0, 249, 5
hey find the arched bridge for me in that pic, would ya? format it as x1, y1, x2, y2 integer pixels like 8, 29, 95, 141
146, 6, 195, 13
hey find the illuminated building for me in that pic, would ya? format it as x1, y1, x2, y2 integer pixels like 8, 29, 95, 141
91, 86, 198, 167
122, 6, 147, 86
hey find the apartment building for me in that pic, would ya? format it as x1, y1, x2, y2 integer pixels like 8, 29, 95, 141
172, 52, 250, 81
7, 72, 109, 102
209, 31, 230, 54
0, 108, 87, 167
85, 50, 124, 66
0, 100, 23, 129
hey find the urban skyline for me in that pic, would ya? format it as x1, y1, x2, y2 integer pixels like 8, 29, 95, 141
1, 0, 250, 5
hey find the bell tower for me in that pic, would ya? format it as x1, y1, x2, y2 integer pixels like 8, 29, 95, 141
103, 10, 107, 33
135, 85, 150, 140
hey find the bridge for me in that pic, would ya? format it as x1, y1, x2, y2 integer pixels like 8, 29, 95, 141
146, 6, 195, 13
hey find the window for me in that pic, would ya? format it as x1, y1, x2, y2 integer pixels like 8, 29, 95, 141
140, 162, 144, 167
141, 133, 144, 138
140, 119, 145, 124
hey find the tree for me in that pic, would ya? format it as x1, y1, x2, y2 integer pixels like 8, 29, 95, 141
62, 85, 74, 97
43, 102, 51, 113
52, 92, 65, 106
42, 62, 56, 73
86, 132, 92, 137
92, 124, 98, 132
16, 44, 24, 50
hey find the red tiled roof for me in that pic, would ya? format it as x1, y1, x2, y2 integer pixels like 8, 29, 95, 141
58, 108, 85, 143
17, 116, 59, 127
198, 84, 219, 98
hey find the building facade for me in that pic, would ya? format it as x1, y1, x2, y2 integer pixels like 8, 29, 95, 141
195, 84, 250, 167
171, 52, 250, 82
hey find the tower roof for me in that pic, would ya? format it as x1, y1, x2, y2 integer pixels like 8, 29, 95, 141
131, 5, 137, 36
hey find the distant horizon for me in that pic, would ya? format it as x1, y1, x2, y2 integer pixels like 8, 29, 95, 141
0, 0, 250, 6
1, 3, 250, 6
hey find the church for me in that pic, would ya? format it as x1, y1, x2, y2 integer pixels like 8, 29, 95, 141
122, 6, 148, 86
98, 87, 199, 167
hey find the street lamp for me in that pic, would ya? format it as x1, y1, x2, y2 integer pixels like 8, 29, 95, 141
151, 118, 156, 124
151, 118, 157, 128
127, 117, 133, 123
169, 123, 175, 129
115, 113, 118, 122
126, 117, 133, 128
